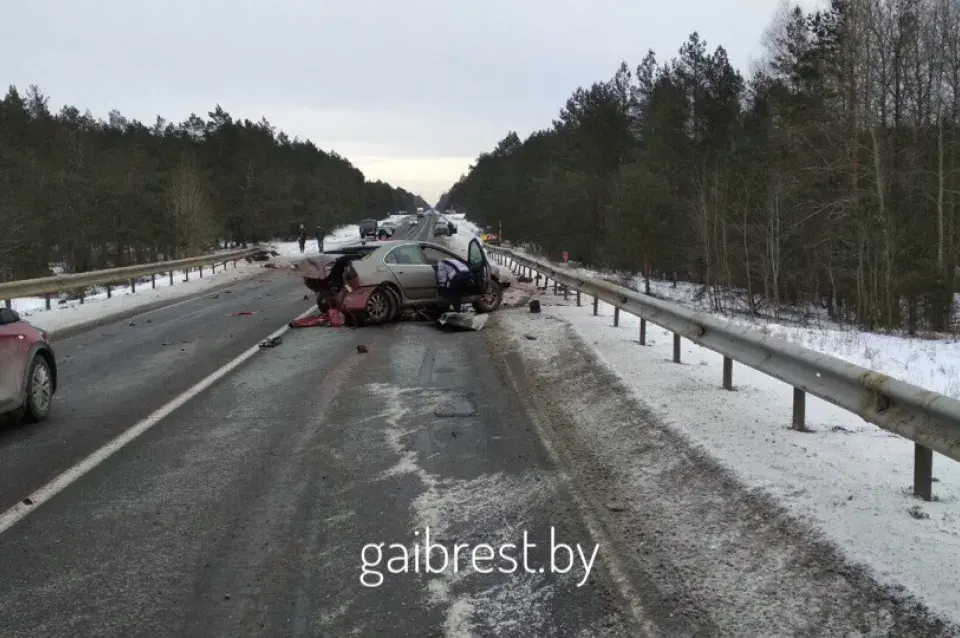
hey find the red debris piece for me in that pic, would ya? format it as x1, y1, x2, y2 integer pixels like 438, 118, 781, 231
290, 315, 325, 328
288, 308, 345, 329
326, 308, 345, 327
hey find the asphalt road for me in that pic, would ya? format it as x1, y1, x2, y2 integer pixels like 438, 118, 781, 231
0, 215, 634, 637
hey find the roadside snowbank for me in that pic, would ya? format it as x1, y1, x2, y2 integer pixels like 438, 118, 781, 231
11, 239, 320, 334
498, 276, 960, 626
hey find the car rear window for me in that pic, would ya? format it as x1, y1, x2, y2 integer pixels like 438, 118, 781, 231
324, 245, 377, 259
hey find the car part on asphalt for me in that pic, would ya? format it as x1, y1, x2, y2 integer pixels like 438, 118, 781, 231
437, 312, 488, 331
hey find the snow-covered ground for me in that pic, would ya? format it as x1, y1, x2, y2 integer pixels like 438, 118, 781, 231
507, 248, 960, 401
10, 237, 333, 334
5, 215, 413, 335
494, 251, 960, 626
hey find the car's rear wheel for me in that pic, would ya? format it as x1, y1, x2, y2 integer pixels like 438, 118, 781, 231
22, 355, 53, 423
364, 288, 395, 325
473, 280, 503, 314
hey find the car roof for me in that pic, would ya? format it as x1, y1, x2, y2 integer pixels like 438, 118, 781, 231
328, 238, 474, 257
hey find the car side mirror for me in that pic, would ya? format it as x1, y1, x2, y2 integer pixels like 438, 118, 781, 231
0, 308, 20, 325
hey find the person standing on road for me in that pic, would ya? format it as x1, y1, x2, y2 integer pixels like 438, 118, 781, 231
436, 257, 472, 313
298, 225, 307, 254
316, 226, 325, 252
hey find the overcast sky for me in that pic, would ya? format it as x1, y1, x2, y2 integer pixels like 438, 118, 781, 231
3, 0, 822, 205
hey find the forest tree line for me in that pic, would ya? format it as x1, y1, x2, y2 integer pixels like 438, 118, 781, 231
0, 85, 427, 281
440, 0, 960, 333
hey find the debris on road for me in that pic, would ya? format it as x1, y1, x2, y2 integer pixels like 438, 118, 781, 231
259, 337, 282, 348
289, 308, 346, 328
231, 311, 255, 316
209, 293, 220, 299
437, 312, 488, 331
357, 344, 368, 353
529, 300, 541, 313
525, 334, 538, 340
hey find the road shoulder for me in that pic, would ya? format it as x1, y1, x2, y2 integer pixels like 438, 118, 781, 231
487, 305, 958, 637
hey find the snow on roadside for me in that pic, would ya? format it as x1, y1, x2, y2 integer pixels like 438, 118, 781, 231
498, 278, 960, 626
14, 261, 267, 334
505, 249, 960, 401
10, 238, 323, 334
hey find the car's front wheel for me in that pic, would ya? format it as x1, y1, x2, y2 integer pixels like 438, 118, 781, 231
473, 280, 503, 313
22, 355, 53, 423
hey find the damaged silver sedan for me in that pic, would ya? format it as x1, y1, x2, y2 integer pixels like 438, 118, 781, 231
296, 238, 506, 326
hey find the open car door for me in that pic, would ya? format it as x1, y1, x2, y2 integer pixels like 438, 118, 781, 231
466, 237, 491, 293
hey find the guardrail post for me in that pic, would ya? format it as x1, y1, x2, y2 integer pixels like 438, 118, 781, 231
576, 290, 581, 307
199, 265, 203, 278
792, 388, 806, 431
169, 271, 174, 286
553, 280, 558, 295
130, 278, 135, 293
639, 318, 646, 345
44, 294, 51, 310
184, 268, 189, 282
563, 286, 569, 300
722, 357, 733, 390
212, 262, 216, 274
151, 274, 156, 289
914, 445, 933, 501
106, 285, 112, 299
673, 334, 681, 362
613, 307, 620, 327
592, 296, 598, 315
234, 259, 238, 269
79, 290, 84, 304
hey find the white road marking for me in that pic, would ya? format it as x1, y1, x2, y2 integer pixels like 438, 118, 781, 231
0, 306, 316, 536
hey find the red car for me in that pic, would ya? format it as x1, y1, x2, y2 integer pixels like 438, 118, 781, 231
0, 308, 57, 423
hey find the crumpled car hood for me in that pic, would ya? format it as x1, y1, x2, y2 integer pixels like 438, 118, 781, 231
296, 255, 339, 281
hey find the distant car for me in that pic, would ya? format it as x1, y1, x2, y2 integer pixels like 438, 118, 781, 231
0, 308, 57, 423
358, 218, 379, 239
377, 221, 398, 241
299, 238, 505, 325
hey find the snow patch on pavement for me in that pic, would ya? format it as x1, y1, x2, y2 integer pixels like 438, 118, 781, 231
364, 382, 603, 638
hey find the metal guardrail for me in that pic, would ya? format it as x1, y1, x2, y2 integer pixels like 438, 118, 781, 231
489, 245, 960, 502
1, 248, 259, 308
